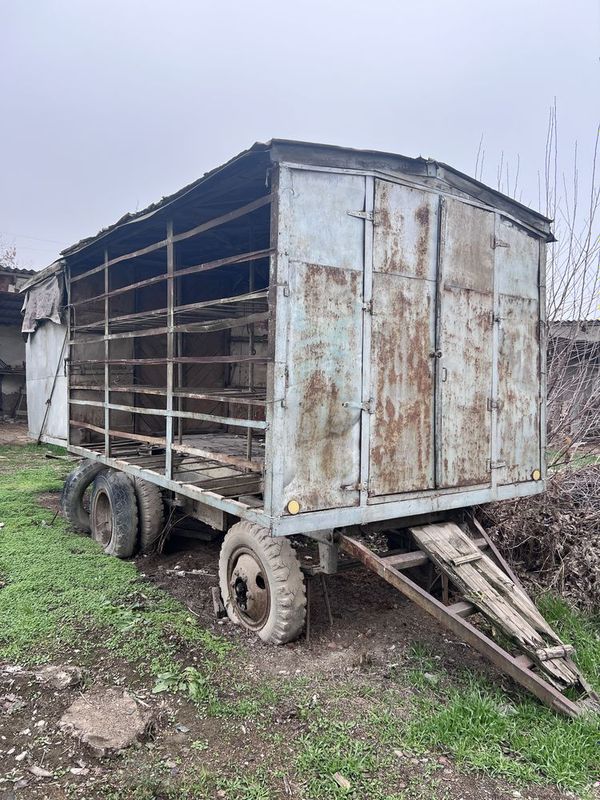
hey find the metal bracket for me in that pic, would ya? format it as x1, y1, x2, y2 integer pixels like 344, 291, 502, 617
341, 481, 368, 491
492, 236, 510, 249
487, 397, 503, 412
487, 459, 507, 470
347, 210, 374, 221
343, 398, 374, 414
362, 300, 373, 313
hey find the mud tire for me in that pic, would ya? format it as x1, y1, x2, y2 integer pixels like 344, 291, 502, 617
219, 521, 306, 644
131, 478, 165, 553
61, 460, 105, 533
90, 470, 139, 558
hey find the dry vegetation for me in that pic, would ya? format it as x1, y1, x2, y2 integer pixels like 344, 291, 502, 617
480, 464, 600, 612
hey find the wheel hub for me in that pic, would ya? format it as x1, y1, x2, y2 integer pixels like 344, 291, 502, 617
93, 490, 113, 547
228, 549, 270, 630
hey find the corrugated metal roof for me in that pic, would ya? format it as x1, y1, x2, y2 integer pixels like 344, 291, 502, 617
60, 139, 555, 261
0, 265, 36, 276
19, 259, 64, 292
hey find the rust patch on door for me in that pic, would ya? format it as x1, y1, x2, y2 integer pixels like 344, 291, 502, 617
369, 272, 436, 495
282, 262, 363, 512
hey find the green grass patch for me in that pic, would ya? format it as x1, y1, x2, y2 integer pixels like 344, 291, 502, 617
105, 769, 275, 800
400, 675, 600, 792
0, 445, 230, 676
536, 593, 600, 691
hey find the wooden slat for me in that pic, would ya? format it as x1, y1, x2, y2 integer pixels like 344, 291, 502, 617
71, 311, 270, 346
70, 355, 270, 366
447, 600, 475, 618
70, 195, 272, 284
383, 551, 429, 570
72, 289, 269, 332
410, 522, 584, 690
171, 442, 262, 474
70, 420, 166, 447
68, 398, 267, 430
69, 384, 267, 406
71, 248, 273, 307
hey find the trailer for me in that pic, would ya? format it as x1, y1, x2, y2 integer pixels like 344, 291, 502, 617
58, 140, 597, 716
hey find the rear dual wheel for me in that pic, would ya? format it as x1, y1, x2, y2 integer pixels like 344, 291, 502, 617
62, 461, 164, 557
90, 470, 139, 558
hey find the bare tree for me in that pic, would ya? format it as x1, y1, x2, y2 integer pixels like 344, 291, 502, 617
543, 105, 600, 462
478, 105, 600, 463
0, 236, 20, 270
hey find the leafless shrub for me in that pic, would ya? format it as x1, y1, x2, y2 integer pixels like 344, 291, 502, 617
479, 465, 600, 611
543, 106, 600, 461
478, 105, 600, 463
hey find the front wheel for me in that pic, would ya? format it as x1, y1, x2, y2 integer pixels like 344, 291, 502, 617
218, 521, 306, 644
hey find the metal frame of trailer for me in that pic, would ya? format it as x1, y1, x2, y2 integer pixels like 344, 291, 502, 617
59, 140, 599, 716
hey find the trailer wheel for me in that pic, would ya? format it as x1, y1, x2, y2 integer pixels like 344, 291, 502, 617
90, 470, 139, 558
61, 460, 105, 533
131, 478, 165, 553
219, 521, 306, 644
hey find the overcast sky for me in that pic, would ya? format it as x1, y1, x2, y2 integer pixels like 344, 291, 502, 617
1, 0, 598, 269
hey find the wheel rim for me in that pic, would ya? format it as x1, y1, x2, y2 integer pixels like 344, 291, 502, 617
227, 546, 271, 630
93, 490, 113, 548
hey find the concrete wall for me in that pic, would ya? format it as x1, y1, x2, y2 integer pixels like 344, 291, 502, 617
26, 321, 68, 444
0, 326, 26, 416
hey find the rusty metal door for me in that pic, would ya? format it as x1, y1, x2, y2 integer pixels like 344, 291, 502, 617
278, 169, 366, 513
368, 181, 438, 495
436, 197, 495, 488
494, 217, 542, 484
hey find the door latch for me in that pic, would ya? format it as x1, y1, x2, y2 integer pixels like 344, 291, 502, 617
343, 399, 374, 414
487, 397, 504, 412
347, 210, 374, 221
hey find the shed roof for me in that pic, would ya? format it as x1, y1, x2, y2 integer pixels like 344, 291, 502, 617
0, 265, 36, 276
61, 139, 555, 263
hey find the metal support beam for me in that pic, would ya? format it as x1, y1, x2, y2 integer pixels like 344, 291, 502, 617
165, 220, 174, 480
339, 533, 583, 718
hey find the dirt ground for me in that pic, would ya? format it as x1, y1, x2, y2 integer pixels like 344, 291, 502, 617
1, 516, 570, 800
0, 422, 30, 447
1, 445, 595, 800
138, 533, 499, 683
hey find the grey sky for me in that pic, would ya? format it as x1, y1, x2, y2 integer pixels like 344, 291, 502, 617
1, 0, 598, 269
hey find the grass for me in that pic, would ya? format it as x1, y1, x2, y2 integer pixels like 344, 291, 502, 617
1, 443, 600, 798
398, 670, 600, 792
0, 444, 230, 677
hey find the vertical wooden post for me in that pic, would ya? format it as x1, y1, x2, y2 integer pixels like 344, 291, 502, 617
165, 221, 174, 479
246, 260, 255, 460
104, 248, 110, 456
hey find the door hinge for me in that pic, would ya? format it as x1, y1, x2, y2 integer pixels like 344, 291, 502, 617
347, 210, 374, 221
341, 481, 368, 491
487, 397, 504, 412
362, 299, 373, 313
343, 398, 374, 414
492, 236, 510, 249
487, 459, 507, 471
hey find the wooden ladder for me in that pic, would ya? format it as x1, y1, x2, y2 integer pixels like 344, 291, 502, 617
339, 520, 599, 718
